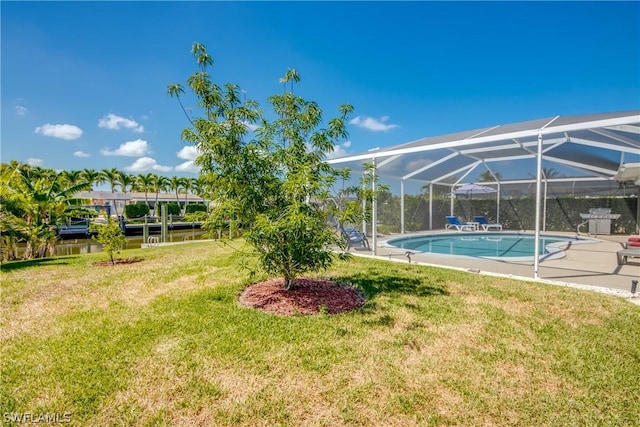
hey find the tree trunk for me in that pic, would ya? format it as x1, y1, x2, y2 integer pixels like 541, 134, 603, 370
23, 242, 33, 260
144, 192, 149, 213
284, 274, 295, 290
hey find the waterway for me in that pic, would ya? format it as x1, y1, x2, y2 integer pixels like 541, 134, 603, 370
51, 229, 209, 257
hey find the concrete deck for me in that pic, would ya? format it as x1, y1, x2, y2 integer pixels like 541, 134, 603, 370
355, 231, 640, 304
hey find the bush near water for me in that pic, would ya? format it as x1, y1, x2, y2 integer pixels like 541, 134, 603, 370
124, 203, 150, 219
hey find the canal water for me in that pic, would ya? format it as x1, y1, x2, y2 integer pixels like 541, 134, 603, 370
52, 229, 209, 257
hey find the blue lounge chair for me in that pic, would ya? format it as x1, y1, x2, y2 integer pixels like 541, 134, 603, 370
473, 216, 503, 231
445, 216, 475, 232
341, 226, 370, 251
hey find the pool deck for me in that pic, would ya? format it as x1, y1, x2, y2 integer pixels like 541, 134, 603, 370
356, 230, 640, 305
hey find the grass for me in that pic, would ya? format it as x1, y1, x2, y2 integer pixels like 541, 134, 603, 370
1, 241, 639, 426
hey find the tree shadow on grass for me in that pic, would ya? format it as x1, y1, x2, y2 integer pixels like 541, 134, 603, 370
0, 257, 76, 272
333, 272, 449, 300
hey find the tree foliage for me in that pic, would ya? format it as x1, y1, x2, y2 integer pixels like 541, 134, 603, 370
92, 216, 126, 265
0, 161, 209, 261
1, 162, 91, 260
169, 42, 355, 289
185, 203, 207, 214
124, 203, 150, 219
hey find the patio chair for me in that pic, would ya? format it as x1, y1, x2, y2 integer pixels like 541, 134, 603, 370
341, 226, 370, 251
473, 216, 503, 231
617, 237, 640, 265
445, 216, 475, 232
626, 236, 640, 248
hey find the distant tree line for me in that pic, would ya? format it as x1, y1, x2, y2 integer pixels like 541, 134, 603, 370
0, 160, 207, 261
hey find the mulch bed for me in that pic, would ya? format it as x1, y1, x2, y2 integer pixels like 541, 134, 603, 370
238, 277, 366, 316
92, 257, 143, 267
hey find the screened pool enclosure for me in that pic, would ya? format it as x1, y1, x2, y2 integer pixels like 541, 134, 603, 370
328, 110, 640, 278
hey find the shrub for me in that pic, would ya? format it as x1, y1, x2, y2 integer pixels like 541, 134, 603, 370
124, 203, 150, 219
185, 211, 209, 222
91, 217, 126, 264
156, 202, 181, 216
185, 204, 207, 214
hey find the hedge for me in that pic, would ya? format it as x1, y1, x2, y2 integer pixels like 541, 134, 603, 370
156, 202, 181, 216
185, 203, 207, 214
124, 203, 150, 219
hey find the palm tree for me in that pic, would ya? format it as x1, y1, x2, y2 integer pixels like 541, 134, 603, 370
81, 168, 104, 190
279, 68, 300, 93
20, 164, 55, 182
134, 173, 154, 213
117, 172, 137, 215
478, 170, 503, 182
100, 168, 121, 217
191, 176, 210, 209
542, 168, 561, 179
169, 176, 183, 207
61, 170, 83, 187
119, 172, 135, 193
151, 174, 169, 217
528, 167, 562, 181
8, 170, 91, 259
182, 177, 194, 213
0, 162, 28, 260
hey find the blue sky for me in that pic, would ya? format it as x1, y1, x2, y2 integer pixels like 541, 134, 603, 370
2, 1, 639, 180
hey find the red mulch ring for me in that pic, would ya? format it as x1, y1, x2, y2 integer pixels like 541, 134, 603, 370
238, 277, 365, 316
92, 257, 143, 267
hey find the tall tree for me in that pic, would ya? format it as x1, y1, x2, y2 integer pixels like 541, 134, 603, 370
169, 176, 183, 207
81, 168, 104, 190
279, 68, 300, 93
151, 174, 169, 217
529, 167, 562, 180
134, 173, 154, 212
61, 170, 83, 187
169, 42, 353, 289
119, 172, 135, 193
100, 168, 122, 217
182, 177, 193, 212
479, 170, 503, 182
192, 177, 206, 200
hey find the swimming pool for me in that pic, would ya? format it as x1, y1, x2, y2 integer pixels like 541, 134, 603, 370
383, 232, 598, 261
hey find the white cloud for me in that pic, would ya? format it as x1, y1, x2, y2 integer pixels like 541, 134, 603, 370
100, 139, 150, 157
326, 140, 352, 159
124, 157, 172, 173
174, 146, 200, 172
177, 146, 199, 161
15, 105, 27, 116
27, 157, 43, 166
73, 151, 90, 158
98, 113, 144, 132
174, 160, 200, 173
242, 120, 259, 132
35, 123, 83, 140
349, 115, 399, 132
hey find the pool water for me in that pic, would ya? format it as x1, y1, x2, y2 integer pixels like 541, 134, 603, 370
384, 232, 595, 260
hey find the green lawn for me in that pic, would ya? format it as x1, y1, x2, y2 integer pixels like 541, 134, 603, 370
1, 241, 639, 426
